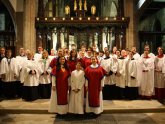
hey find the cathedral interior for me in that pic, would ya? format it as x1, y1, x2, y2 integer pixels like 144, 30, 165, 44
0, 0, 165, 54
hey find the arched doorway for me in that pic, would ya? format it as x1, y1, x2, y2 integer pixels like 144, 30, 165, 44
0, 0, 16, 55
139, 19, 164, 54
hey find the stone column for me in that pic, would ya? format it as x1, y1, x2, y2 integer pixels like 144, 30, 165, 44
23, 0, 36, 52
124, 0, 137, 49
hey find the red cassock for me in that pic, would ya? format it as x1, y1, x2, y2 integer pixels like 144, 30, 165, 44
85, 66, 106, 107
51, 67, 70, 105
67, 59, 80, 72
50, 58, 57, 68
82, 57, 92, 69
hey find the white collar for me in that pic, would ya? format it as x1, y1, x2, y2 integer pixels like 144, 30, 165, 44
90, 64, 99, 68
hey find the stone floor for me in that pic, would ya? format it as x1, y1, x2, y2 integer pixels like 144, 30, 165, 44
0, 113, 165, 124
0, 99, 165, 113
0, 99, 165, 123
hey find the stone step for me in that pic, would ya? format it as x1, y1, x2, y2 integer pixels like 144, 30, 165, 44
1, 107, 165, 114
0, 99, 165, 114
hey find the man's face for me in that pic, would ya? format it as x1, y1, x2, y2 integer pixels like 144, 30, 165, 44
0, 48, 5, 55
38, 47, 43, 53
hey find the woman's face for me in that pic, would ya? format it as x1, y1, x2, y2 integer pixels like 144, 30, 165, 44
87, 49, 92, 56
71, 51, 76, 57
76, 63, 82, 70
59, 57, 65, 65
42, 52, 48, 59
91, 57, 97, 64
158, 48, 163, 55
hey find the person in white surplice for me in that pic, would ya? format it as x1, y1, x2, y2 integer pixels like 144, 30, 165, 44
139, 50, 154, 99
22, 52, 41, 101
154, 47, 165, 100
38, 50, 52, 99
0, 50, 18, 98
125, 51, 139, 100
49, 56, 70, 115
68, 62, 85, 114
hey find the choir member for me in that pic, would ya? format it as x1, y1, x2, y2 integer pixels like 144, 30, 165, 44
69, 62, 85, 114
64, 48, 70, 60
22, 52, 41, 101
125, 51, 139, 100
0, 47, 5, 99
71, 44, 76, 50
154, 47, 165, 100
82, 47, 93, 69
115, 49, 127, 99
98, 51, 104, 63
139, 50, 154, 99
0, 50, 18, 98
67, 49, 79, 72
38, 50, 52, 99
131, 47, 140, 60
49, 49, 56, 61
85, 56, 106, 115
110, 46, 118, 61
34, 46, 43, 60
100, 50, 117, 99
15, 48, 27, 97
141, 45, 155, 59
49, 48, 63, 68
49, 56, 70, 114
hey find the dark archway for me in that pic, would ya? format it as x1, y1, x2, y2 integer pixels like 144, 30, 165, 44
0, 0, 16, 55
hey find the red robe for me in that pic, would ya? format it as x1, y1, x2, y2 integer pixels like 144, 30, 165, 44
51, 67, 70, 105
50, 57, 57, 68
85, 65, 106, 107
67, 59, 80, 72
82, 57, 92, 69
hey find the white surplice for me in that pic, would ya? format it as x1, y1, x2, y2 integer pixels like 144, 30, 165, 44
23, 60, 41, 86
68, 70, 85, 114
15, 55, 27, 82
125, 59, 138, 87
38, 58, 52, 84
154, 56, 165, 88
100, 57, 117, 85
115, 58, 127, 88
139, 57, 154, 96
0, 57, 18, 82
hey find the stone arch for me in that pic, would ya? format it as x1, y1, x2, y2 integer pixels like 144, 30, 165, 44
0, 0, 16, 31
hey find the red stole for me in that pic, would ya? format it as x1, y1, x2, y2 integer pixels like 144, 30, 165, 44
157, 54, 164, 58
51, 67, 70, 105
85, 66, 106, 107
143, 56, 150, 59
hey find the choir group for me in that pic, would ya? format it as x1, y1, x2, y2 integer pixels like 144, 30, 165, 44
0, 44, 165, 115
